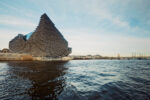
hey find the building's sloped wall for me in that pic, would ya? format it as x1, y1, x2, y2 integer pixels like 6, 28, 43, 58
9, 13, 71, 57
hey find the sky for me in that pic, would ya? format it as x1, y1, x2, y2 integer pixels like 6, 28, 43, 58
0, 0, 150, 56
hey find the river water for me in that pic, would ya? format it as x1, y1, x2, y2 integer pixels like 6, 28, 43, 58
0, 60, 150, 100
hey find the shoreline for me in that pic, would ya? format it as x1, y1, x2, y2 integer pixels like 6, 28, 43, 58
0, 53, 73, 61
0, 53, 149, 61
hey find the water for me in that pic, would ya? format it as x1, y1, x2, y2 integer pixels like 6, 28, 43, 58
0, 60, 150, 100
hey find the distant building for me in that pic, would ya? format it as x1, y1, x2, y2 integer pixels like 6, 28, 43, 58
117, 53, 120, 58
1, 48, 10, 53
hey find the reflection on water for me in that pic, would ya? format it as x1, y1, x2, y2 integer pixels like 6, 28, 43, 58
1, 61, 68, 99
0, 60, 150, 100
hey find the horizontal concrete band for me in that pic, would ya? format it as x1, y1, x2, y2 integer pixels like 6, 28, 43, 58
0, 53, 72, 61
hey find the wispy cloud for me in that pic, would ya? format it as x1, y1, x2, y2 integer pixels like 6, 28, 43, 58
0, 15, 36, 28
0, 0, 150, 55
65, 0, 130, 29
62, 28, 150, 56
0, 29, 30, 49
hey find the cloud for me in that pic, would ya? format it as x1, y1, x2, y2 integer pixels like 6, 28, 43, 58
62, 28, 150, 56
66, 0, 150, 31
148, 20, 150, 24
112, 17, 129, 28
83, 0, 130, 29
0, 0, 150, 56
0, 15, 36, 28
0, 29, 31, 49
27, 0, 130, 29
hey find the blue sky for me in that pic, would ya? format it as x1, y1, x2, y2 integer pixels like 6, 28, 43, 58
0, 0, 150, 56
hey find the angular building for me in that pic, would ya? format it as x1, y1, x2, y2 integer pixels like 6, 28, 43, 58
9, 13, 71, 57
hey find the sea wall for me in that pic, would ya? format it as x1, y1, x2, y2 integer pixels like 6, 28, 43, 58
0, 53, 72, 61
33, 56, 73, 61
0, 53, 33, 61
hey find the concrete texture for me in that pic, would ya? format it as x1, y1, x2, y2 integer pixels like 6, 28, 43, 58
9, 13, 71, 57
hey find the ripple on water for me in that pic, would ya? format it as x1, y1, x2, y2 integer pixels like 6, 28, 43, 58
0, 60, 150, 100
